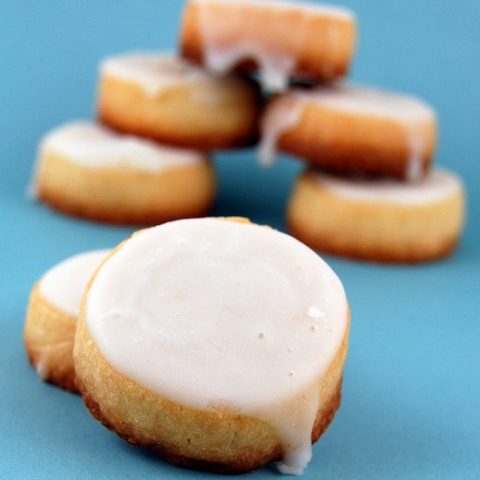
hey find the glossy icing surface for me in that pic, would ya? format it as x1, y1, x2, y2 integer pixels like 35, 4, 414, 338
86, 218, 348, 474
259, 95, 305, 166
40, 250, 109, 317
40, 122, 205, 171
101, 52, 217, 96
313, 168, 462, 205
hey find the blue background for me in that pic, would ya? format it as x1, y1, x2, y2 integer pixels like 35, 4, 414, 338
1, 1, 479, 479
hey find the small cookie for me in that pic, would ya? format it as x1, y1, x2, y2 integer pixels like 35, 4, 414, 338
181, 0, 356, 91
98, 52, 260, 149
34, 122, 216, 225
24, 250, 109, 392
74, 218, 350, 474
260, 84, 437, 180
287, 169, 465, 263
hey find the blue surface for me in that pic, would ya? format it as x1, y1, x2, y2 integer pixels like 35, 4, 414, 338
1, 1, 479, 479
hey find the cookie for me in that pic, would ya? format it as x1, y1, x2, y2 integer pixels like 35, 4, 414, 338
287, 169, 465, 263
74, 218, 350, 474
34, 122, 216, 225
260, 84, 437, 180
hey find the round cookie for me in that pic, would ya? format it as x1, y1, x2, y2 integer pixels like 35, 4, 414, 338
98, 52, 260, 149
180, 0, 356, 91
34, 122, 216, 225
287, 169, 465, 263
24, 250, 109, 392
260, 84, 437, 180
74, 218, 350, 474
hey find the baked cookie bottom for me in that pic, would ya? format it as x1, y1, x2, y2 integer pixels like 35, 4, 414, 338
287, 171, 465, 264
24, 285, 77, 393
36, 152, 216, 225
74, 310, 349, 474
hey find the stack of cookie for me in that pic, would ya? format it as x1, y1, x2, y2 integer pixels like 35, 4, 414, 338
33, 0, 465, 263
180, 0, 465, 263
22, 1, 467, 476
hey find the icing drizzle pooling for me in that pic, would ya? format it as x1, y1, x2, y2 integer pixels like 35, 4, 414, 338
40, 250, 110, 317
86, 219, 348, 474
193, 0, 354, 92
39, 122, 205, 171
260, 84, 437, 171
313, 168, 462, 205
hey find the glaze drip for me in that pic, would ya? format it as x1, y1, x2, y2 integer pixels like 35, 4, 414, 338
193, 0, 354, 92
259, 96, 305, 167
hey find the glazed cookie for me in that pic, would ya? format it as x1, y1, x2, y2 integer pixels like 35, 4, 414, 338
34, 122, 216, 225
74, 218, 350, 474
180, 0, 356, 91
24, 250, 109, 392
288, 169, 465, 263
98, 52, 260, 149
260, 84, 437, 180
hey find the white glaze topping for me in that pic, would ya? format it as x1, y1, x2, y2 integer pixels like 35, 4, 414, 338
194, 0, 353, 17
259, 84, 437, 176
101, 52, 217, 97
313, 168, 463, 205
193, 0, 354, 92
86, 218, 348, 475
294, 84, 436, 122
35, 359, 49, 380
40, 122, 205, 171
40, 250, 109, 317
